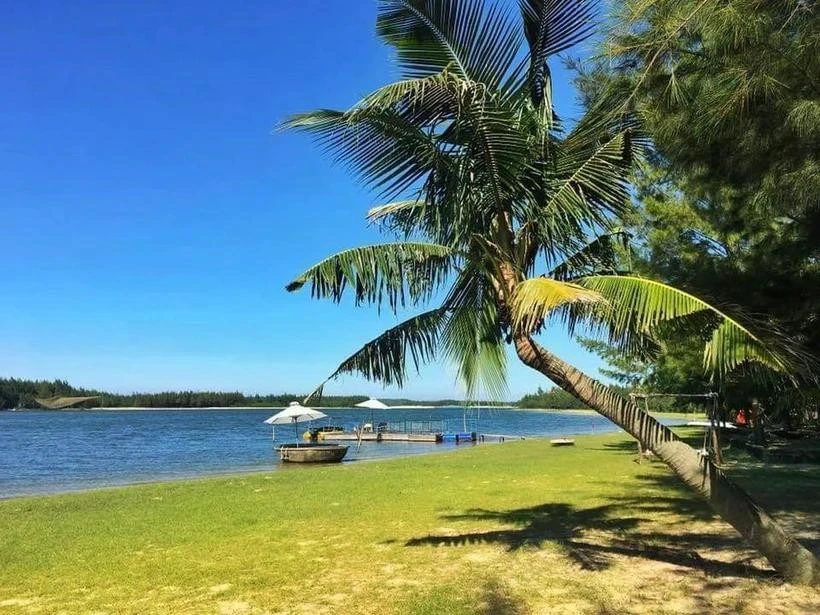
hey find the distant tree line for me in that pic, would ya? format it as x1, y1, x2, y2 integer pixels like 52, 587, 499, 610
0, 378, 374, 409
517, 386, 591, 410
515, 384, 704, 414
0, 378, 101, 409
0, 378, 508, 410
1, 377, 711, 414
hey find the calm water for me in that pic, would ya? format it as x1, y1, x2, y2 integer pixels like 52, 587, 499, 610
0, 407, 682, 498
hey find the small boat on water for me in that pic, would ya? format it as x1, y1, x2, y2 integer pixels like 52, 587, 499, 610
276, 443, 349, 463
265, 402, 348, 462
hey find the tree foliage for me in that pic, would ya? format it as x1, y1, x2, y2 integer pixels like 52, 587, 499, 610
0, 378, 363, 410
573, 0, 820, 411
517, 385, 591, 409
0, 378, 504, 410
285, 0, 804, 404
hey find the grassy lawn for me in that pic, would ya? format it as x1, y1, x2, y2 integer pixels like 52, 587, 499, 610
1, 431, 818, 614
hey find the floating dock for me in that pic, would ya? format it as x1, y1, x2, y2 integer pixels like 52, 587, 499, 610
323, 432, 440, 443
319, 430, 525, 444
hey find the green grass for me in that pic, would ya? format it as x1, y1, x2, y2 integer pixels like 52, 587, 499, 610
0, 431, 817, 614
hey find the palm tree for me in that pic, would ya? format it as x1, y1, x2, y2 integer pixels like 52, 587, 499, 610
282, 0, 818, 584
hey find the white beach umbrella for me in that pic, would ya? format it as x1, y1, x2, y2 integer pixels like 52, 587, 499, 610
264, 401, 328, 442
354, 398, 389, 410
354, 398, 390, 436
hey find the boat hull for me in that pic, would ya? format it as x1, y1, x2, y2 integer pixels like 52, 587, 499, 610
277, 443, 349, 463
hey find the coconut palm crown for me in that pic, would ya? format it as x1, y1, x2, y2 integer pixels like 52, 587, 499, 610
284, 0, 803, 401
283, 0, 818, 585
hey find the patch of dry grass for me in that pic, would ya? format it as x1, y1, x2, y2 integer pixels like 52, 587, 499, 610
0, 431, 817, 614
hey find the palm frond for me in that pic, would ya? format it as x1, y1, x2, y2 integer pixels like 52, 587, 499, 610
550, 231, 631, 280
281, 107, 442, 200
377, 0, 522, 88
305, 308, 449, 399
511, 276, 603, 334
548, 130, 633, 221
440, 269, 508, 400
521, 129, 633, 268
367, 200, 423, 224
575, 275, 804, 381
286, 242, 453, 312
364, 69, 532, 216
284, 70, 532, 223
357, 71, 465, 119
519, 0, 598, 106
704, 321, 800, 383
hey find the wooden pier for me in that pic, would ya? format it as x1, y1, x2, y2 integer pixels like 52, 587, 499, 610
322, 432, 439, 443
320, 431, 523, 444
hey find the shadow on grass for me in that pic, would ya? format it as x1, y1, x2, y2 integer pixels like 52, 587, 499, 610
611, 473, 716, 520
401, 579, 526, 615
400, 502, 777, 579
611, 446, 820, 554
480, 580, 527, 615
600, 437, 820, 552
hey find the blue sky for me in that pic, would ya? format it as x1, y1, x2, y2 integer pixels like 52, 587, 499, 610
1, 0, 604, 400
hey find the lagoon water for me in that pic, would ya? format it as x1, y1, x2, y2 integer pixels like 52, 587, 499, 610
0, 407, 683, 498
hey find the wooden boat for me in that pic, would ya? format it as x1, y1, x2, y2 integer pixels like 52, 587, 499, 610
276, 443, 349, 463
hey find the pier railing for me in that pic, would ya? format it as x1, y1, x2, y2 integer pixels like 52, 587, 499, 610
382, 419, 447, 434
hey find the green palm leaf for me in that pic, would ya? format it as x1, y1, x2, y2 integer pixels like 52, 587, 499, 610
519, 0, 597, 106
520, 129, 633, 268
440, 270, 508, 400
285, 243, 453, 312
377, 0, 522, 88
368, 69, 531, 181
284, 71, 532, 225
305, 307, 449, 399
365, 69, 531, 216
575, 275, 799, 380
548, 130, 633, 221
281, 108, 442, 200
511, 276, 603, 334
549, 231, 630, 280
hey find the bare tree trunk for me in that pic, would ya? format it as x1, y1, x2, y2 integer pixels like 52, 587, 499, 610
514, 335, 819, 585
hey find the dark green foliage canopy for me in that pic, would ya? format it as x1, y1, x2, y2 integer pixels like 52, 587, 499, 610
590, 0, 820, 350
0, 378, 370, 410
573, 0, 820, 413
0, 378, 505, 409
518, 385, 590, 409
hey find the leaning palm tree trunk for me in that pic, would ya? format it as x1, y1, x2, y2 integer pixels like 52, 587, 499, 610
514, 335, 819, 585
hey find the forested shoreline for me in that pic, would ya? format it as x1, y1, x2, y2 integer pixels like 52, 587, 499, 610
1, 376, 604, 410
0, 377, 510, 410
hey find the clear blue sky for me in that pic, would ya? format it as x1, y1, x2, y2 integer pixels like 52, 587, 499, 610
1, 0, 604, 400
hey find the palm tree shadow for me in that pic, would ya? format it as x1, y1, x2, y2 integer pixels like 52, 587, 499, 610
625, 471, 820, 555
480, 580, 527, 615
402, 502, 777, 579
404, 503, 640, 571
